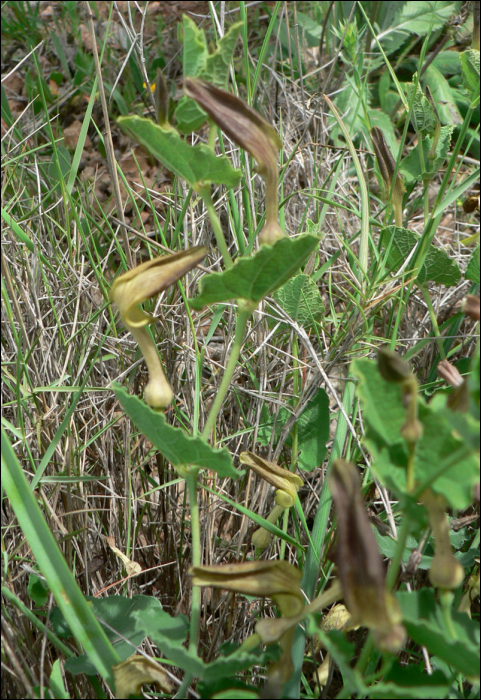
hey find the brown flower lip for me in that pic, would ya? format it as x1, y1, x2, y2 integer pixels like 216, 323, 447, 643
370, 127, 405, 226
189, 560, 304, 616
239, 451, 303, 507
109, 246, 207, 328
377, 346, 412, 383
371, 127, 397, 187
328, 459, 406, 652
184, 77, 285, 246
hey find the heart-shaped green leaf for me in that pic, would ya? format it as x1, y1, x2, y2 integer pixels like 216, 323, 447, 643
380, 226, 461, 287
117, 115, 240, 190
189, 235, 319, 309
114, 385, 238, 477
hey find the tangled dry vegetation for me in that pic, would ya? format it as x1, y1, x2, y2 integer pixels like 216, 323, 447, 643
2, 2, 479, 698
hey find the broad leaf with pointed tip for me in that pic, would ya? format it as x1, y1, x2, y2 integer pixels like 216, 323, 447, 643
405, 78, 438, 136
114, 385, 238, 477
460, 48, 480, 99
465, 244, 480, 284
400, 125, 453, 183
131, 604, 204, 676
117, 116, 240, 190
380, 226, 460, 287
189, 235, 319, 309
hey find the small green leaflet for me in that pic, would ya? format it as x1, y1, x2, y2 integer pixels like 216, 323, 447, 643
273, 274, 324, 332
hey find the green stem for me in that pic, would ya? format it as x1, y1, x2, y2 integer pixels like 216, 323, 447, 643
200, 186, 233, 269
280, 334, 301, 560
406, 441, 416, 493
291, 334, 300, 469
354, 632, 374, 678
186, 467, 202, 651
202, 309, 251, 441
178, 466, 201, 698
439, 589, 457, 639
420, 285, 446, 360
416, 129, 429, 229
386, 516, 411, 590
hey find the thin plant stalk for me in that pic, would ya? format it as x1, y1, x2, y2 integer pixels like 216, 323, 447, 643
177, 466, 202, 698
420, 286, 446, 360
202, 308, 251, 440
186, 467, 202, 651
415, 128, 430, 228
280, 333, 301, 561
199, 186, 233, 269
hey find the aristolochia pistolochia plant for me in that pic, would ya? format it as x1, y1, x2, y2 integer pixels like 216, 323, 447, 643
110, 247, 206, 409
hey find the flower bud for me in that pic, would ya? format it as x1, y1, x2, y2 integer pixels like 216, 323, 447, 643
421, 489, 464, 590
462, 295, 480, 321
437, 359, 469, 412
251, 503, 284, 550
370, 127, 405, 226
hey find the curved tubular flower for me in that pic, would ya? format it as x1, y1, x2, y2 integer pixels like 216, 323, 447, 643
184, 77, 284, 246
189, 560, 303, 615
240, 451, 303, 550
110, 246, 207, 409
329, 459, 406, 654
189, 560, 303, 686
240, 452, 304, 549
240, 451, 303, 507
